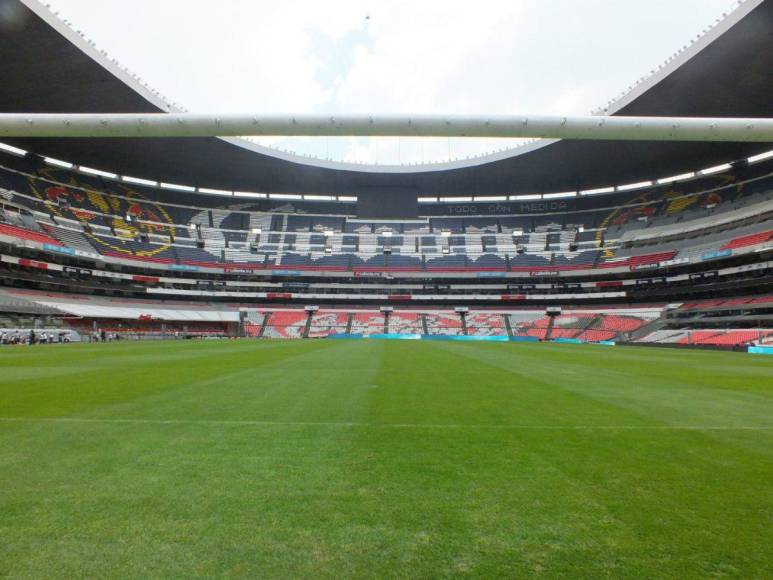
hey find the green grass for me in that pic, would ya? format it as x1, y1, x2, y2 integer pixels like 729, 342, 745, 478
0, 339, 771, 578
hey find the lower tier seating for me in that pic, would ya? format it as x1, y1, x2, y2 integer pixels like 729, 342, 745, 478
637, 329, 773, 346
307, 310, 349, 338
262, 310, 307, 339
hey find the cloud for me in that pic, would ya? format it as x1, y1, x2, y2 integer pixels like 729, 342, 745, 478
47, 0, 741, 164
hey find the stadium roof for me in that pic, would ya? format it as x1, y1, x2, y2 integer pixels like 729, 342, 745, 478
0, 0, 771, 197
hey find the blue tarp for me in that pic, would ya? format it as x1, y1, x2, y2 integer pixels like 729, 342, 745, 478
44, 243, 75, 255
748, 345, 773, 355
552, 338, 615, 346
327, 333, 537, 343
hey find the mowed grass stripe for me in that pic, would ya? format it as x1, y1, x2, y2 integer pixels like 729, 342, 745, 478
2, 417, 771, 429
60, 339, 385, 424
0, 339, 340, 418
439, 341, 773, 429
346, 342, 773, 576
0, 339, 771, 578
369, 341, 661, 428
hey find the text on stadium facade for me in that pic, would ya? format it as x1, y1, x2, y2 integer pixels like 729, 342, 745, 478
445, 201, 570, 215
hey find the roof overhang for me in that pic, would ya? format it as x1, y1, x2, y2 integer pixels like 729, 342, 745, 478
0, 0, 770, 196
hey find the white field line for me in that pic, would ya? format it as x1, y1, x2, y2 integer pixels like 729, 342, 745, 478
0, 417, 771, 430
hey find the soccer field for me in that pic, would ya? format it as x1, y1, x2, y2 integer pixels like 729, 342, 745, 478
1, 339, 771, 578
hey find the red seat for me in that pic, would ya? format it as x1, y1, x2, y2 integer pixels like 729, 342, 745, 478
0, 223, 63, 246
720, 230, 773, 250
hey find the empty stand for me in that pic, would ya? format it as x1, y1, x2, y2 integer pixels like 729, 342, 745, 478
349, 312, 386, 335
307, 310, 349, 338
260, 310, 307, 339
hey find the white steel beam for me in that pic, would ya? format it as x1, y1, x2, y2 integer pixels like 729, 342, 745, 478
0, 113, 771, 141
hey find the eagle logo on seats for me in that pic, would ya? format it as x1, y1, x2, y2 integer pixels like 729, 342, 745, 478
28, 168, 176, 257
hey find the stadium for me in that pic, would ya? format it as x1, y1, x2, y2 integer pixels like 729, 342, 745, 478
0, 0, 771, 576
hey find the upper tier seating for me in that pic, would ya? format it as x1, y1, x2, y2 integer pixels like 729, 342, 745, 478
0, 153, 771, 274
39, 222, 98, 253
0, 221, 62, 246
720, 230, 773, 250
678, 294, 773, 310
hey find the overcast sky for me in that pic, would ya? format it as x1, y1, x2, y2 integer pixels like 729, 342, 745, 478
46, 0, 742, 165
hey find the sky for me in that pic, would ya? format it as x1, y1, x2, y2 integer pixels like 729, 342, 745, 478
45, 0, 743, 165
